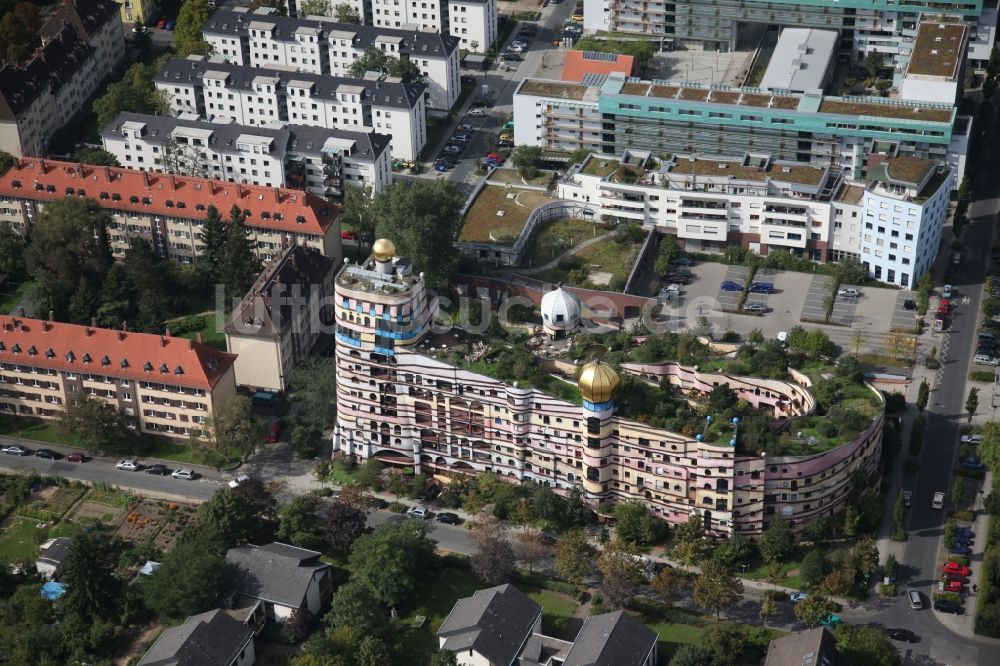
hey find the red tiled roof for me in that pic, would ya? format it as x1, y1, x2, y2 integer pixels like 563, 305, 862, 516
561, 51, 636, 83
0, 315, 236, 390
0, 158, 339, 236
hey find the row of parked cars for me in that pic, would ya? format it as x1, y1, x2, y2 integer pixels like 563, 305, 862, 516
2, 445, 84, 462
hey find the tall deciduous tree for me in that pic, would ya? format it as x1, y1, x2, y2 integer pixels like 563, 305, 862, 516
511, 146, 542, 179
0, 149, 14, 174
26, 198, 114, 321
58, 390, 132, 452
834, 624, 901, 666
249, 0, 287, 15
348, 46, 422, 83
175, 0, 214, 56
372, 180, 465, 290
966, 387, 979, 423
299, 0, 331, 15
326, 579, 387, 636
334, 2, 360, 22
209, 395, 261, 464
341, 185, 375, 254
277, 495, 327, 550
194, 484, 275, 547
515, 531, 551, 573
613, 501, 660, 547
323, 500, 368, 555
692, 560, 743, 620
143, 536, 227, 619
758, 518, 794, 564
93, 61, 169, 128
471, 532, 516, 586
650, 567, 687, 606
702, 622, 744, 665
596, 539, 644, 609
69, 147, 120, 166
347, 521, 436, 606
61, 535, 120, 625
794, 592, 834, 627
554, 529, 593, 586
0, 222, 25, 279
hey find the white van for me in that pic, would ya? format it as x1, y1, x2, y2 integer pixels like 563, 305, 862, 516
932, 492, 945, 509
908, 589, 923, 609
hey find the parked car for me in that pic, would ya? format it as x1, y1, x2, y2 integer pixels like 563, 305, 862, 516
64, 453, 85, 463
435, 511, 460, 524
962, 456, 986, 470
266, 419, 286, 443
720, 281, 743, 292
228, 474, 250, 488
172, 469, 196, 480
956, 527, 975, 539
468, 108, 485, 117
496, 139, 513, 148
452, 133, 470, 143
748, 282, 774, 294
932, 491, 945, 509
407, 506, 430, 520
974, 354, 999, 366
942, 580, 964, 593
145, 464, 169, 475
33, 448, 60, 459
838, 288, 860, 298
365, 496, 388, 510
903, 299, 917, 311
116, 459, 141, 471
156, 19, 166, 29
665, 273, 689, 285
790, 591, 807, 603
934, 600, 964, 614
470, 99, 490, 108
902, 490, 912, 507
886, 628, 920, 643
340, 230, 357, 240
943, 284, 954, 298
961, 434, 983, 444
743, 302, 767, 313
819, 613, 841, 627
670, 257, 695, 267
950, 544, 972, 556
501, 53, 522, 62
943, 571, 967, 582
510, 40, 528, 49
1, 445, 29, 456
435, 163, 448, 172
908, 589, 923, 609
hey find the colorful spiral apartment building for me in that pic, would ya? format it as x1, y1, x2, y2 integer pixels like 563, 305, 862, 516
333, 241, 884, 536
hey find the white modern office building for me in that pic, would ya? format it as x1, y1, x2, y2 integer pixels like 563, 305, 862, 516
155, 56, 427, 161
100, 112, 392, 201
203, 7, 460, 109
558, 151, 952, 288
341, 0, 497, 51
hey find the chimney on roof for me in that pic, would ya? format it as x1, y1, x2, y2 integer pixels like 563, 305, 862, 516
274, 187, 281, 203
39, 159, 47, 174
196, 332, 204, 344
165, 327, 171, 337
122, 321, 128, 333
171, 174, 177, 190
105, 165, 111, 180
76, 163, 84, 178
161, 334, 167, 347
91, 317, 97, 328
48, 310, 53, 322
143, 171, 149, 188
189, 339, 194, 350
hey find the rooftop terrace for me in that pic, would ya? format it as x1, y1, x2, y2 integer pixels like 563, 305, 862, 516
908, 22, 966, 79
664, 156, 827, 187
817, 98, 953, 123
518, 80, 589, 100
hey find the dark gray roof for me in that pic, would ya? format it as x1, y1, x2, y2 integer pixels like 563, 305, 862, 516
765, 627, 847, 666
562, 611, 657, 666
101, 112, 389, 162
226, 542, 330, 608
37, 537, 71, 566
0, 25, 93, 120
156, 56, 426, 109
438, 584, 541, 665
138, 608, 253, 666
203, 8, 459, 57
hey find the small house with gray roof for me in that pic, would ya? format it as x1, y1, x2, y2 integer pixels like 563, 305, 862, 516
202, 7, 460, 109
438, 585, 659, 666
36, 537, 71, 580
138, 608, 255, 666
225, 542, 332, 622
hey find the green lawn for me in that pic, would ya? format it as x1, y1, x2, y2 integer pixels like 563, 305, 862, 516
527, 589, 578, 638
168, 313, 228, 352
396, 558, 482, 661
520, 218, 605, 269
327, 459, 361, 485
630, 600, 711, 661
0, 282, 31, 315
0, 518, 78, 564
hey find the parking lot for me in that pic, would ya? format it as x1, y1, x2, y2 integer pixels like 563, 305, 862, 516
888, 290, 921, 332
653, 259, 910, 349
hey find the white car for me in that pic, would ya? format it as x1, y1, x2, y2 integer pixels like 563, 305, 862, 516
508, 44, 525, 54
902, 490, 912, 507
228, 474, 250, 488
467, 108, 485, 117
510, 40, 528, 48
932, 491, 945, 509
961, 434, 983, 444
172, 469, 196, 480
407, 506, 430, 519
1, 445, 28, 456
942, 284, 954, 298
838, 288, 860, 298
458, 123, 473, 132
116, 460, 140, 471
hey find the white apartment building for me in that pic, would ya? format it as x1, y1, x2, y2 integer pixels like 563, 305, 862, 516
558, 151, 951, 288
203, 8, 460, 109
341, 0, 496, 51
101, 113, 392, 200
0, 0, 125, 157
155, 56, 427, 161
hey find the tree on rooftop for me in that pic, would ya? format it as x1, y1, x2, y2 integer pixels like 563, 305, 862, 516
348, 46, 422, 83
333, 2, 360, 22
372, 179, 464, 291
299, 0, 331, 16
175, 0, 214, 57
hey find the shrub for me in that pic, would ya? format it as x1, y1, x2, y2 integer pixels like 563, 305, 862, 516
388, 502, 408, 513
541, 579, 579, 596
165, 314, 206, 335
933, 591, 963, 604
953, 510, 975, 522
880, 583, 897, 597
970, 371, 996, 383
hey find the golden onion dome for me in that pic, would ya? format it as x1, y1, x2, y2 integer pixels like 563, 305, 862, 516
372, 238, 396, 262
578, 359, 620, 404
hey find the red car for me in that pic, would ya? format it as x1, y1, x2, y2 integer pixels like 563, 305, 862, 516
942, 562, 971, 577
156, 19, 166, 29
340, 230, 357, 240
942, 580, 964, 593
486, 152, 503, 161
266, 420, 286, 443
64, 453, 85, 463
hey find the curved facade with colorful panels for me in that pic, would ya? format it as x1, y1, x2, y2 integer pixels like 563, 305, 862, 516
333, 244, 884, 536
